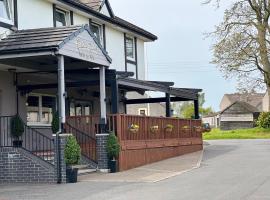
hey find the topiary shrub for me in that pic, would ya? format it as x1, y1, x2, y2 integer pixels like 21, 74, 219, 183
51, 112, 59, 134
10, 115, 24, 139
106, 133, 120, 160
257, 112, 270, 128
64, 135, 81, 166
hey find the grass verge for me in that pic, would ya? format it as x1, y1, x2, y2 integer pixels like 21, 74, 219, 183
203, 128, 270, 140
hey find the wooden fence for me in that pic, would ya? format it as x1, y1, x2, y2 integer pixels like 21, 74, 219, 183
66, 114, 203, 171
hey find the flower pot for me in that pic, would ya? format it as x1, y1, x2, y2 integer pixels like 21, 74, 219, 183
66, 166, 78, 183
13, 140, 23, 148
108, 160, 117, 173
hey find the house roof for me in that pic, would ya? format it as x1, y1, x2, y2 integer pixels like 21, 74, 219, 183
224, 93, 264, 108
76, 0, 103, 11
59, 0, 158, 41
220, 101, 260, 114
0, 25, 111, 64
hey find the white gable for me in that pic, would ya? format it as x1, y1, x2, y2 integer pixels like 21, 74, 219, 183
59, 29, 110, 67
100, 5, 111, 17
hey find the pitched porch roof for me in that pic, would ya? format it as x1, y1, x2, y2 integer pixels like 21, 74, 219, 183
0, 25, 111, 70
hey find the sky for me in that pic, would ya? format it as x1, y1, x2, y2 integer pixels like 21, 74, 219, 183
109, 0, 237, 111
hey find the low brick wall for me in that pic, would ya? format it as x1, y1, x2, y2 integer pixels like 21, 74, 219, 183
0, 147, 56, 184
118, 138, 203, 171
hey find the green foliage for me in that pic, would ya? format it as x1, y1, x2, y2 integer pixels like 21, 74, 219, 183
173, 93, 214, 119
106, 133, 120, 160
64, 135, 81, 165
11, 115, 24, 139
203, 128, 270, 140
256, 112, 270, 128
51, 112, 59, 134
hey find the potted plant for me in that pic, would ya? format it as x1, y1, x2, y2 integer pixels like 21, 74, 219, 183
106, 133, 120, 173
51, 112, 59, 134
128, 124, 139, 133
64, 135, 81, 183
10, 115, 24, 147
165, 124, 174, 133
150, 125, 159, 134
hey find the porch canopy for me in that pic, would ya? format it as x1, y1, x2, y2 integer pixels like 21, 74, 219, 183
16, 69, 202, 119
0, 25, 112, 128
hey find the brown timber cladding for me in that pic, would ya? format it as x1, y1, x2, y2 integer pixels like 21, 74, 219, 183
115, 115, 203, 171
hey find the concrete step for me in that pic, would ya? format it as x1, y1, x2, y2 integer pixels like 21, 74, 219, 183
78, 168, 97, 176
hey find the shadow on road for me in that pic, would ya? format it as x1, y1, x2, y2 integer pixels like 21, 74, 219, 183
202, 144, 238, 162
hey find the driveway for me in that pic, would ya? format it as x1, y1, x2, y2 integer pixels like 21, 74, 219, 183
1, 140, 270, 200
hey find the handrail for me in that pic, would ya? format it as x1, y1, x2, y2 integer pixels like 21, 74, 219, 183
0, 116, 55, 165
65, 121, 97, 164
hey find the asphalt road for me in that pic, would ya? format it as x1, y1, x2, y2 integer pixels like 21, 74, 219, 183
1, 139, 270, 200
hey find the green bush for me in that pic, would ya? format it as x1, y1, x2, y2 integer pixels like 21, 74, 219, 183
106, 133, 120, 160
51, 112, 59, 134
11, 115, 24, 139
64, 135, 81, 165
257, 112, 270, 128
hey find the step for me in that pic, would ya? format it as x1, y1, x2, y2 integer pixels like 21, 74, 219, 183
78, 168, 97, 176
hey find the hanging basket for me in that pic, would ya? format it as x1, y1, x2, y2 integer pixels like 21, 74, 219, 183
164, 124, 174, 133
150, 125, 159, 134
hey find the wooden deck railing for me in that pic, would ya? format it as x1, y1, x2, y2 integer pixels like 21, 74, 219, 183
66, 114, 202, 141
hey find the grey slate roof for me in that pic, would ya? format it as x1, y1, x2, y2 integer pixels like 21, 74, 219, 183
220, 101, 260, 114
224, 93, 264, 109
0, 25, 111, 63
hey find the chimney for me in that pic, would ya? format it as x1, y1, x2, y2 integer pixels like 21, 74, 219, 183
78, 0, 102, 11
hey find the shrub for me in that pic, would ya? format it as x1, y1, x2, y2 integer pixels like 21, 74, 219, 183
257, 112, 270, 128
11, 115, 24, 139
51, 112, 59, 134
106, 133, 120, 160
64, 135, 81, 165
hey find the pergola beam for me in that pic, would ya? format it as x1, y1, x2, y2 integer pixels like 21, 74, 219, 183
125, 97, 192, 105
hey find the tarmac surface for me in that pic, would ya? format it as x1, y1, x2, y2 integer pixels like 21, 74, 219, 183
1, 140, 270, 200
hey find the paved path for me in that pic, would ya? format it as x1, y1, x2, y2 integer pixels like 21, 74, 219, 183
1, 140, 270, 200
79, 150, 203, 183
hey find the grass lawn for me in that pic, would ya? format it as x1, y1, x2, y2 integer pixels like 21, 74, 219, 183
203, 128, 270, 140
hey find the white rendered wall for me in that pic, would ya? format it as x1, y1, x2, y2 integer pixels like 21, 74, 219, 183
137, 38, 146, 80
105, 26, 125, 71
73, 13, 89, 25
18, 0, 53, 29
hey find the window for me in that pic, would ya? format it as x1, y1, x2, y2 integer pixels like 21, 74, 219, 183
26, 94, 56, 125
138, 108, 147, 116
126, 36, 135, 60
90, 23, 103, 44
55, 8, 70, 27
0, 0, 13, 24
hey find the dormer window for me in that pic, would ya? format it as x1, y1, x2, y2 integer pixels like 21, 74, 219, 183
125, 36, 135, 60
90, 22, 103, 45
0, 0, 13, 25
55, 8, 70, 27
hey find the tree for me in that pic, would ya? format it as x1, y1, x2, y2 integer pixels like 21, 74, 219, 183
173, 93, 214, 118
205, 0, 270, 109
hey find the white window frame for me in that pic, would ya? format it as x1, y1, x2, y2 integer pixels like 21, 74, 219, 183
55, 7, 70, 27
126, 35, 135, 61
0, 0, 14, 25
26, 93, 56, 127
90, 22, 103, 45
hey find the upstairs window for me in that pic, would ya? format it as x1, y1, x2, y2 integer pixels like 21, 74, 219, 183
91, 23, 103, 45
0, 0, 13, 24
126, 36, 135, 60
55, 8, 70, 27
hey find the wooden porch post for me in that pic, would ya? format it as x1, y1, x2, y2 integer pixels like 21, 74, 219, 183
58, 55, 66, 131
194, 100, 200, 119
165, 93, 171, 117
99, 66, 107, 131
